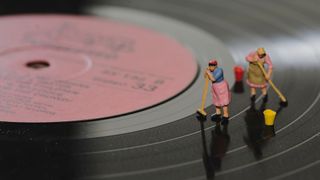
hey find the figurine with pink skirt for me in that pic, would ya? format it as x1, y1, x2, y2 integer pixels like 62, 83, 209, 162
205, 59, 231, 125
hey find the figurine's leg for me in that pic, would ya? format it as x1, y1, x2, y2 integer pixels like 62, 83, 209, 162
261, 87, 267, 95
250, 87, 256, 96
261, 87, 268, 102
222, 106, 229, 118
216, 106, 222, 115
250, 88, 256, 101
221, 106, 229, 125
211, 106, 222, 122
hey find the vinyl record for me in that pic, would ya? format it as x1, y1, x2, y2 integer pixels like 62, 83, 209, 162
1, 0, 320, 180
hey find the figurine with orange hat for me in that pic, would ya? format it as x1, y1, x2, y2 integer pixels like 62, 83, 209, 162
246, 48, 273, 102
205, 59, 231, 125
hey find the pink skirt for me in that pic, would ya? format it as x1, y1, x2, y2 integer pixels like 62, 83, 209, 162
211, 80, 231, 107
246, 79, 268, 88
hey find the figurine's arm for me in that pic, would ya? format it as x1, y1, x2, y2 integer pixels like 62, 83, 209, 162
245, 51, 257, 62
205, 69, 216, 82
265, 55, 273, 80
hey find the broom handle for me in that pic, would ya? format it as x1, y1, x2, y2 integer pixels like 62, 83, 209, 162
200, 76, 210, 111
257, 62, 287, 102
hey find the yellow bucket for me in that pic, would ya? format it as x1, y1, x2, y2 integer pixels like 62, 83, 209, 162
263, 109, 277, 126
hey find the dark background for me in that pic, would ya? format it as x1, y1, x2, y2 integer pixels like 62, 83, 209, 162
0, 0, 88, 14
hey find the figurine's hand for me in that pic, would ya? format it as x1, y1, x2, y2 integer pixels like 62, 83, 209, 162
251, 55, 260, 63
205, 70, 211, 78
204, 69, 209, 78
265, 74, 270, 81
252, 58, 258, 63
203, 69, 206, 78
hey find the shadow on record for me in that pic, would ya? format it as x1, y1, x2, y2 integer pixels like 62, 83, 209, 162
198, 116, 230, 179
232, 80, 245, 94
243, 99, 286, 159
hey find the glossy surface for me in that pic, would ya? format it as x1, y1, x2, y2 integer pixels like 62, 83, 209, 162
1, 0, 320, 180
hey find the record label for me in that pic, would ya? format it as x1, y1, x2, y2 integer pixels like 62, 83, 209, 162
0, 15, 198, 123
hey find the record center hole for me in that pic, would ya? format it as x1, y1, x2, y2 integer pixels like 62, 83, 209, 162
26, 60, 50, 69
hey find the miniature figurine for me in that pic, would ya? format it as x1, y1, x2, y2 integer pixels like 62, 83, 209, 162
205, 59, 231, 125
246, 48, 273, 102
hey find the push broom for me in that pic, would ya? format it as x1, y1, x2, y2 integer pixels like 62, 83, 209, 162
256, 62, 287, 104
197, 75, 210, 117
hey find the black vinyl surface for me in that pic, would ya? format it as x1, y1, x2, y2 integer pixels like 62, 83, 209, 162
1, 0, 320, 180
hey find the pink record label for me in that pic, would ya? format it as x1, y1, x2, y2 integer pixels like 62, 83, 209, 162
0, 15, 198, 123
